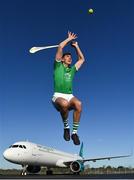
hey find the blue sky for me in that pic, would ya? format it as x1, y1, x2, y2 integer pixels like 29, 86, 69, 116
0, 0, 134, 169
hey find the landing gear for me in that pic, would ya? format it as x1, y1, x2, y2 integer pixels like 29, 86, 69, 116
46, 169, 53, 175
21, 171, 27, 176
21, 165, 27, 176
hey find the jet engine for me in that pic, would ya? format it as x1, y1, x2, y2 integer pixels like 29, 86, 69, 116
26, 165, 41, 173
70, 161, 84, 173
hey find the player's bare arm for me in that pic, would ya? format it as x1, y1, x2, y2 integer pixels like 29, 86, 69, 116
71, 41, 85, 70
55, 31, 77, 60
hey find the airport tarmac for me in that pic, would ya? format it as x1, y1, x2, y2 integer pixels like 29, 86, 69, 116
1, 173, 134, 179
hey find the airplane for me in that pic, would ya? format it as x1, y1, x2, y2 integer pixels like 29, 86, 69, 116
3, 141, 131, 175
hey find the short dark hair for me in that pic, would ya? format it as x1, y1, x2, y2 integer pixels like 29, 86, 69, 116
62, 52, 71, 58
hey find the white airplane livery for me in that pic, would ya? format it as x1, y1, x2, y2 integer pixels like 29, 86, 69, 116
3, 141, 130, 175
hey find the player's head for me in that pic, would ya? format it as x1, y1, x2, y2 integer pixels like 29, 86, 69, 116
62, 52, 72, 66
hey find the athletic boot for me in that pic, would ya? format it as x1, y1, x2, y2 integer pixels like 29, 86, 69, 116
63, 128, 70, 141
71, 133, 80, 145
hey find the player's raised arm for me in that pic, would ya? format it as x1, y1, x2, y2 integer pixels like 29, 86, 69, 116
55, 31, 77, 61
71, 41, 85, 70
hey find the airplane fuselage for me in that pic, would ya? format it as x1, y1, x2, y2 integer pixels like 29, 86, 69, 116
3, 141, 82, 168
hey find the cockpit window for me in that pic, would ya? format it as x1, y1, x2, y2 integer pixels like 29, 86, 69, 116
12, 145, 19, 148
9, 144, 27, 149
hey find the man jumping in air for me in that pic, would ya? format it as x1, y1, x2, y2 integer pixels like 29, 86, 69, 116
52, 31, 85, 145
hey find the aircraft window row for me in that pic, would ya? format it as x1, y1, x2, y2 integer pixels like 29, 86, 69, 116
9, 145, 26, 149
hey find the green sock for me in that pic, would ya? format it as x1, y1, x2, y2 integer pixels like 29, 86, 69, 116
63, 119, 69, 129
72, 121, 79, 134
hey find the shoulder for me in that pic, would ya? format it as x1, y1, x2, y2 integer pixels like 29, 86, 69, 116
55, 59, 61, 62
54, 59, 62, 68
71, 65, 78, 73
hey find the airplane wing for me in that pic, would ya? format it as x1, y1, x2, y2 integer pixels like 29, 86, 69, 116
63, 154, 131, 166
82, 154, 131, 163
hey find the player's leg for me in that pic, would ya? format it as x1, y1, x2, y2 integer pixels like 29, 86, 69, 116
54, 97, 70, 141
55, 97, 69, 121
68, 97, 82, 145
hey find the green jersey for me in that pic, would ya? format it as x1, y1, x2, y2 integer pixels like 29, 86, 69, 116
54, 60, 77, 94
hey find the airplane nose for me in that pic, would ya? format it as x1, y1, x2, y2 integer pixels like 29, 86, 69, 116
3, 149, 11, 160
3, 148, 22, 163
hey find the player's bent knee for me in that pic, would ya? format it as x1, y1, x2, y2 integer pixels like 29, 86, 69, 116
61, 100, 69, 109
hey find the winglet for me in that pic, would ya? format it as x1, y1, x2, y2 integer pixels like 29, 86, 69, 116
79, 142, 84, 158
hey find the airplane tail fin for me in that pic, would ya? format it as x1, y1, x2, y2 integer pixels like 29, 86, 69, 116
79, 142, 84, 158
